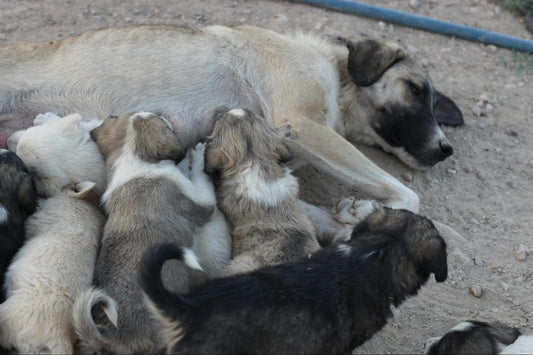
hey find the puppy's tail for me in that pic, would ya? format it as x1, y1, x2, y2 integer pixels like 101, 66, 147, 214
139, 243, 202, 331
72, 287, 118, 354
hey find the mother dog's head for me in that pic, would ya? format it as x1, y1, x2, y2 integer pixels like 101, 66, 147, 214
336, 38, 463, 169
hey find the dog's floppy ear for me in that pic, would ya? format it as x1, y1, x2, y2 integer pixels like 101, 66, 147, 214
132, 114, 185, 163
17, 173, 37, 216
346, 39, 405, 87
68, 181, 100, 205
434, 91, 464, 126
423, 238, 448, 282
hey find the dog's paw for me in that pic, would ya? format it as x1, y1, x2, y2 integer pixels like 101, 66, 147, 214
33, 112, 61, 126
189, 142, 206, 173
331, 197, 380, 225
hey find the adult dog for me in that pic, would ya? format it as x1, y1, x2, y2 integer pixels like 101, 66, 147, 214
0, 24, 463, 212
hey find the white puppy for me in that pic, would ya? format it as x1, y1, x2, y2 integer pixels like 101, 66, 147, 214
0, 182, 105, 354
9, 113, 106, 197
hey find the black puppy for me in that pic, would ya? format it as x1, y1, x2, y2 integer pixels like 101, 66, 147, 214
139, 207, 448, 354
0, 150, 37, 302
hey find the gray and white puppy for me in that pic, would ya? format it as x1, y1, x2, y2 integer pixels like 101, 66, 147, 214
204, 108, 320, 275
73, 112, 221, 354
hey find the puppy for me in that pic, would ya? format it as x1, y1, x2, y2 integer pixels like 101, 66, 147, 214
204, 108, 320, 274
73, 112, 226, 353
11, 113, 106, 197
0, 182, 105, 354
425, 320, 533, 354
0, 150, 37, 303
139, 206, 448, 354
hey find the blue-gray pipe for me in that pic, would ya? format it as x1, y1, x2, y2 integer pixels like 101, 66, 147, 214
290, 0, 533, 53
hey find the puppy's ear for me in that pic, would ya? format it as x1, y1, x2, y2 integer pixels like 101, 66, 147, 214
422, 237, 448, 282
68, 181, 100, 205
132, 115, 185, 163
433, 91, 464, 126
347, 39, 405, 87
17, 173, 37, 216
276, 141, 293, 163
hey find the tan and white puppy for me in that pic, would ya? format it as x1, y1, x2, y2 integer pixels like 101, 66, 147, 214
9, 113, 106, 197
204, 108, 320, 274
73, 112, 229, 354
0, 25, 464, 215
0, 182, 105, 354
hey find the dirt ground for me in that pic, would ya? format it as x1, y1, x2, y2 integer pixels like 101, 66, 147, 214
1, 0, 532, 353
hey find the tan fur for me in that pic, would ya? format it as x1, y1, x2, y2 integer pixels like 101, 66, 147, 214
205, 109, 320, 274
0, 25, 461, 213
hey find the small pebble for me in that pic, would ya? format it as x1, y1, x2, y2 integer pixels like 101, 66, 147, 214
475, 169, 486, 181
515, 244, 531, 261
473, 105, 482, 117
378, 21, 387, 30
409, 0, 420, 9
469, 285, 483, 298
478, 122, 486, 129
474, 256, 484, 267
487, 45, 498, 52
485, 104, 494, 114
506, 181, 515, 189
447, 168, 457, 175
479, 94, 490, 102
463, 166, 473, 173
502, 282, 510, 292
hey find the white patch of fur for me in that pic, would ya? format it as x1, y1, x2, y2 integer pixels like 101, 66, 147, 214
501, 335, 533, 354
0, 149, 8, 154
337, 244, 351, 255
182, 248, 203, 271
33, 112, 61, 126
236, 164, 299, 207
6, 130, 25, 153
0, 204, 8, 224
228, 109, 246, 118
450, 321, 474, 332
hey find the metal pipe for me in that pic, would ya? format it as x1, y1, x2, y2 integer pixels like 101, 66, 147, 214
290, 0, 533, 53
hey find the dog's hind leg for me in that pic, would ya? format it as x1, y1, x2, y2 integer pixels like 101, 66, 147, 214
282, 117, 419, 212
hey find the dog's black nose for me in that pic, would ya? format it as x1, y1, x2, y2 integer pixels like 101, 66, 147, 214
439, 141, 453, 157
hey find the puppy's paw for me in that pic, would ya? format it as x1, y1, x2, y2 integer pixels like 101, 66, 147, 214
331, 197, 380, 225
33, 112, 61, 126
189, 142, 206, 173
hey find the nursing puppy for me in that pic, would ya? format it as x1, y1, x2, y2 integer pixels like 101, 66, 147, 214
74, 112, 224, 353
204, 108, 320, 274
0, 24, 464, 213
0, 150, 37, 303
425, 320, 533, 354
139, 206, 448, 354
10, 113, 106, 197
0, 182, 105, 354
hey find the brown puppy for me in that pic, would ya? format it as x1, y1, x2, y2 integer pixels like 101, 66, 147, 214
204, 108, 320, 274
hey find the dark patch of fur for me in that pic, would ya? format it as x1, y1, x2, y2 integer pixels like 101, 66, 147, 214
140, 207, 447, 354
427, 321, 521, 355
0, 151, 37, 303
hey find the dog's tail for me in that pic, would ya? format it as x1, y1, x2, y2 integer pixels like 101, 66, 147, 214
138, 243, 203, 345
72, 287, 118, 354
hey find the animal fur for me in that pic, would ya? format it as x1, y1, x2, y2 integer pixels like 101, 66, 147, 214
0, 24, 463, 213
73, 112, 228, 353
425, 320, 533, 354
139, 206, 448, 354
0, 149, 37, 303
204, 108, 320, 274
0, 182, 105, 354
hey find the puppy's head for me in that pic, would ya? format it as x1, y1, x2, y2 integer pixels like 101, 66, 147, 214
15, 114, 106, 197
339, 38, 463, 169
0, 149, 38, 224
350, 207, 447, 304
90, 112, 185, 164
204, 108, 292, 177
424, 321, 521, 354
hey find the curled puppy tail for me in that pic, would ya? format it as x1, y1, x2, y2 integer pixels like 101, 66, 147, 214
72, 287, 118, 354
139, 243, 202, 348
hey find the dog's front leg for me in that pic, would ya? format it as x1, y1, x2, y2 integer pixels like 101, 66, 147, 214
284, 117, 419, 212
